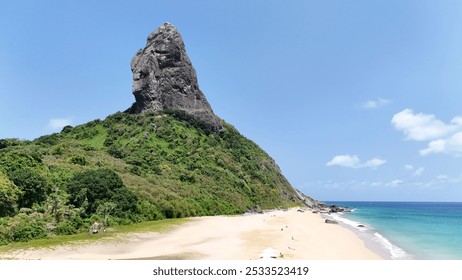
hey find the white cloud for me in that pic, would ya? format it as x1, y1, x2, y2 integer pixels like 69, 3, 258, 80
404, 164, 414, 170
411, 175, 462, 189
392, 109, 462, 156
363, 158, 387, 168
413, 167, 425, 176
437, 175, 448, 180
452, 116, 462, 125
47, 118, 73, 132
404, 165, 424, 176
362, 98, 392, 109
326, 154, 360, 168
419, 139, 446, 156
326, 154, 386, 169
420, 132, 462, 156
446, 132, 462, 154
387, 179, 403, 187
391, 109, 461, 141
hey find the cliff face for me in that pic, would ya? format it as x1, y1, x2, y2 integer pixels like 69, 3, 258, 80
129, 23, 222, 131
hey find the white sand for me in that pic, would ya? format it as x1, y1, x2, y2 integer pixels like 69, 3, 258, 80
0, 208, 381, 260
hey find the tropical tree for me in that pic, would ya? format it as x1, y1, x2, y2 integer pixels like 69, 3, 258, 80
67, 169, 137, 217
8, 169, 49, 208
0, 171, 22, 216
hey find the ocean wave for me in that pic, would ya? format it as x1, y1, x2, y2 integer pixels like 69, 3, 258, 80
328, 213, 410, 259
329, 213, 368, 232
373, 232, 409, 259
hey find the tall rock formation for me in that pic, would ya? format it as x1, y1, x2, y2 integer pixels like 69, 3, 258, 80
129, 23, 222, 131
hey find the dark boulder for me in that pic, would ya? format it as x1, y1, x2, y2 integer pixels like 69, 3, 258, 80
325, 219, 338, 224
328, 205, 351, 213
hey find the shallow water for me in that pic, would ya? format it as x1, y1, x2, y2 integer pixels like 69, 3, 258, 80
327, 201, 462, 260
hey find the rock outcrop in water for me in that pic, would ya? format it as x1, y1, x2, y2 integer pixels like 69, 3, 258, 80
129, 22, 222, 131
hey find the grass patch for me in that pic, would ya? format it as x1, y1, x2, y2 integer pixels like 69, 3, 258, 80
0, 218, 188, 254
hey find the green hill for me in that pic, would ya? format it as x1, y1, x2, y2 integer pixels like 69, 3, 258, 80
0, 22, 316, 245
0, 110, 312, 245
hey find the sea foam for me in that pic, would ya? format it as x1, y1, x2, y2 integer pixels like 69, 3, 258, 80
329, 213, 368, 232
372, 232, 409, 259
328, 212, 411, 259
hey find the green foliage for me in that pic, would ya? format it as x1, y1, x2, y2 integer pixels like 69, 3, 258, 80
107, 147, 125, 159
61, 125, 74, 134
0, 138, 23, 149
135, 199, 164, 221
0, 151, 44, 173
67, 169, 137, 217
163, 109, 215, 134
96, 201, 117, 226
0, 172, 22, 217
54, 221, 77, 235
11, 219, 47, 242
0, 110, 305, 245
35, 133, 62, 147
50, 144, 66, 155
0, 217, 13, 245
68, 154, 87, 166
8, 169, 49, 208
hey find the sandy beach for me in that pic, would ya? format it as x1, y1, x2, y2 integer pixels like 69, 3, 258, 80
1, 208, 382, 260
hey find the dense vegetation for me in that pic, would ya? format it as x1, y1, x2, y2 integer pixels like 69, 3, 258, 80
0, 111, 307, 245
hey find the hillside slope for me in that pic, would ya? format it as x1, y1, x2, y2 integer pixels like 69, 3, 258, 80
0, 22, 315, 245
0, 111, 313, 244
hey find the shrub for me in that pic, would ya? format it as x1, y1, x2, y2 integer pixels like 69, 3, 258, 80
12, 221, 47, 242
50, 145, 65, 155
8, 169, 49, 208
35, 133, 61, 146
0, 153, 43, 173
68, 155, 87, 166
107, 147, 125, 159
61, 125, 73, 133
67, 169, 138, 217
54, 221, 77, 235
111, 188, 138, 216
0, 219, 13, 245
0, 138, 22, 149
0, 171, 22, 217
135, 200, 164, 221
163, 109, 215, 134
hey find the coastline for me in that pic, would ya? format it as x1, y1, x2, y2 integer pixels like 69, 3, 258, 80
0, 208, 381, 260
327, 212, 408, 260
326, 201, 462, 260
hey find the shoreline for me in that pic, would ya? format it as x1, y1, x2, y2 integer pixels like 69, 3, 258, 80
327, 212, 411, 260
0, 208, 382, 260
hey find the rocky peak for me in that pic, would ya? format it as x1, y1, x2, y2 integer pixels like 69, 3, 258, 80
129, 22, 222, 131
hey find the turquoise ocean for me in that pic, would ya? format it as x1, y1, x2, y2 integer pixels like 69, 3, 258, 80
326, 201, 462, 259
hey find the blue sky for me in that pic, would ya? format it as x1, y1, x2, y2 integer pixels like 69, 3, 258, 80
1, 0, 462, 201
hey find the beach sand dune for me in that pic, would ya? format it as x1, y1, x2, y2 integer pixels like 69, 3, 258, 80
1, 208, 381, 260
